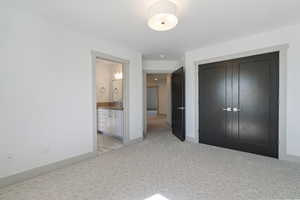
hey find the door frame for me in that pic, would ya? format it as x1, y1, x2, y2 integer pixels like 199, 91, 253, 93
193, 44, 289, 160
91, 51, 130, 152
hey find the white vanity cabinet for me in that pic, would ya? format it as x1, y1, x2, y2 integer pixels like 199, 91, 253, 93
97, 108, 108, 134
97, 108, 123, 139
113, 110, 124, 138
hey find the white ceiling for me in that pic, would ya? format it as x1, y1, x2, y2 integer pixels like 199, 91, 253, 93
12, 0, 300, 60
147, 73, 168, 85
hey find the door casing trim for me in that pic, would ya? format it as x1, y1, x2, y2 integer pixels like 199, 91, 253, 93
0, 151, 97, 188
193, 44, 291, 161
91, 50, 130, 149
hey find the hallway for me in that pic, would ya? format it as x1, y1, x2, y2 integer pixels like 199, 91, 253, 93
146, 115, 171, 138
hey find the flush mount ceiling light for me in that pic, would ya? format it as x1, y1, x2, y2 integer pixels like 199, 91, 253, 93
148, 0, 178, 31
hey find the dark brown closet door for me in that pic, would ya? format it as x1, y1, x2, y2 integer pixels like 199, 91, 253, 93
198, 52, 279, 158
231, 52, 279, 158
199, 62, 229, 146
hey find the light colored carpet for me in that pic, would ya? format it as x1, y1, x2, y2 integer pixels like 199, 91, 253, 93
1, 129, 300, 199
97, 134, 123, 154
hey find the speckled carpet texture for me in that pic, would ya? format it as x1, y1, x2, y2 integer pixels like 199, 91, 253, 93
1, 124, 300, 199
98, 134, 123, 154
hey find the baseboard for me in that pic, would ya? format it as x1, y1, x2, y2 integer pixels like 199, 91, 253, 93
280, 154, 300, 164
186, 136, 198, 144
185, 137, 300, 163
123, 137, 143, 145
0, 151, 98, 188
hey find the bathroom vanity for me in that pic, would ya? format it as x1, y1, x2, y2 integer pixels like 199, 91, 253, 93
97, 105, 123, 139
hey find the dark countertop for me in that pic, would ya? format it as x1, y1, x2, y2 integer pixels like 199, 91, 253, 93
97, 102, 123, 110
97, 105, 123, 110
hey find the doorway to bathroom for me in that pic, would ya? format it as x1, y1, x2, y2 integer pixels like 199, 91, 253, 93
92, 52, 129, 154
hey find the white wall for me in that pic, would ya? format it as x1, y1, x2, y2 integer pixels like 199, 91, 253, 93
96, 61, 123, 103
96, 61, 111, 102
158, 84, 168, 115
111, 64, 123, 102
185, 23, 300, 158
0, 6, 143, 178
143, 60, 180, 72
147, 87, 158, 110
166, 74, 172, 125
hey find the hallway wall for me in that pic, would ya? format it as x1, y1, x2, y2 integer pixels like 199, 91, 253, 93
158, 84, 168, 115
166, 74, 172, 125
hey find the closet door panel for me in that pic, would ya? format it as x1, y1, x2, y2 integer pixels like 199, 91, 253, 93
199, 63, 228, 146
231, 61, 240, 142
236, 53, 279, 157
238, 60, 271, 145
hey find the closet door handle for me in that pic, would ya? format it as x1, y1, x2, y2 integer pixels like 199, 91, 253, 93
223, 107, 232, 112
233, 107, 240, 112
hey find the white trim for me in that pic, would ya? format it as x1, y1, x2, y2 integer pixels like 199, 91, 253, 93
143, 69, 176, 73
193, 44, 292, 161
143, 72, 147, 135
186, 136, 198, 144
283, 155, 300, 164
91, 51, 130, 148
0, 151, 97, 188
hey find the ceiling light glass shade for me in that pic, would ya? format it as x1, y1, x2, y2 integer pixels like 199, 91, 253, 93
148, 0, 178, 31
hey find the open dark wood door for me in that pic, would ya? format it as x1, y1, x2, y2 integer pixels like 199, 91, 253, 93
171, 67, 185, 141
